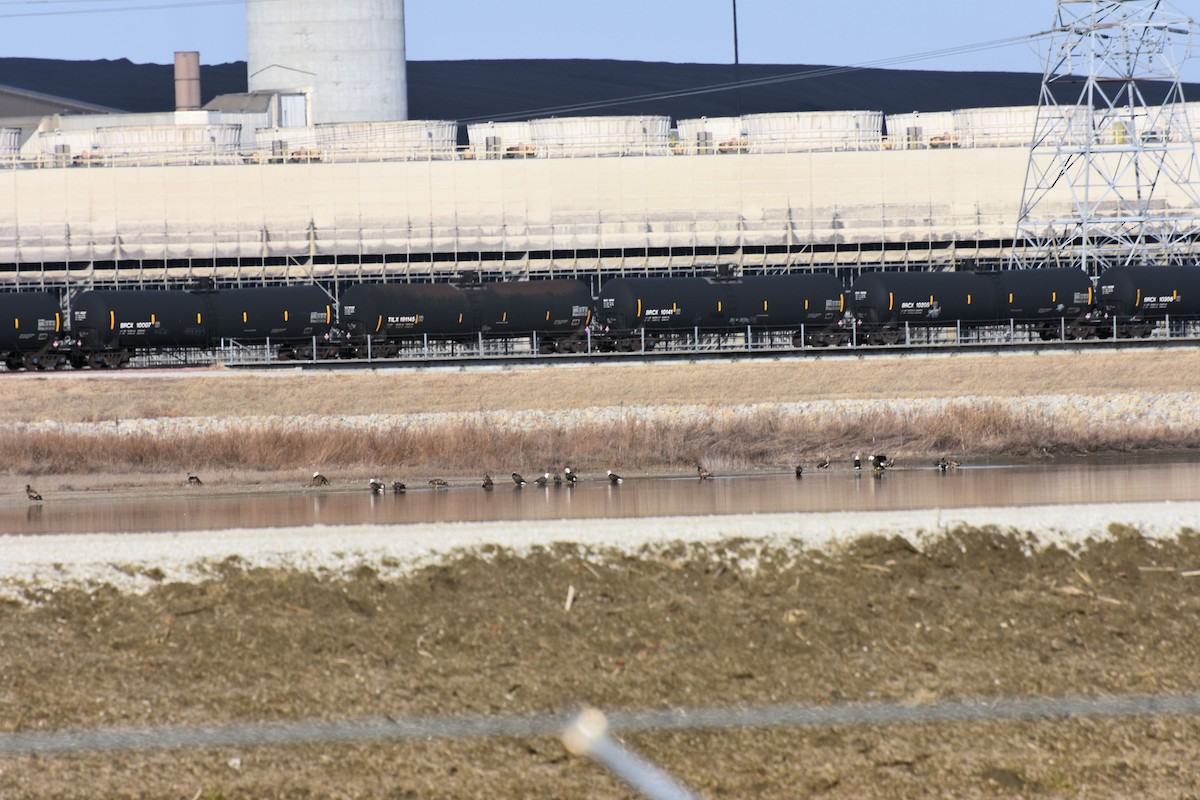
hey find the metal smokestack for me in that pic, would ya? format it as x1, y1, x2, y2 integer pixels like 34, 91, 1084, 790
174, 51, 201, 111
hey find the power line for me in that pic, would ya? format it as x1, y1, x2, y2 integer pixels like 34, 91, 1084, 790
3, 692, 1199, 756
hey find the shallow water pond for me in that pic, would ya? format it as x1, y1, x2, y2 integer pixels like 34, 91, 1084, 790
7, 457, 1200, 536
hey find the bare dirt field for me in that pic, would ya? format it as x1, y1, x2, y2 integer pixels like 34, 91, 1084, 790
3, 348, 1200, 798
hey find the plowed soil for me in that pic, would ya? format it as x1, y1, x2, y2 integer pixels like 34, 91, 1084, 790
3, 526, 1200, 798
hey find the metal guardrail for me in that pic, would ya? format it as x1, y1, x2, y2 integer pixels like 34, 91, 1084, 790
110, 317, 1200, 371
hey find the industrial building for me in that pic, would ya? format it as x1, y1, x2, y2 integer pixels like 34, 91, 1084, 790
2, 0, 1198, 292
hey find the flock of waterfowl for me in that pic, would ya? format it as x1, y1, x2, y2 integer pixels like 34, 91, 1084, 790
18, 456, 963, 502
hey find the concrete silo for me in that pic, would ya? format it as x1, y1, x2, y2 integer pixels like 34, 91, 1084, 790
247, 0, 407, 125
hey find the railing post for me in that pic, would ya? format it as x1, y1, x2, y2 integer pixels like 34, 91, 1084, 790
586, 327, 592, 354
905, 321, 910, 347
532, 331, 538, 358
799, 323, 805, 350
955, 321, 960, 346
312, 335, 317, 364
640, 327, 646, 353
746, 325, 752, 351
1165, 314, 1171, 339
423, 333, 429, 360
852, 320, 857, 348
478, 331, 484, 357
266, 336, 272, 363
367, 334, 372, 363
694, 326, 699, 353
1010, 318, 1015, 343
1061, 317, 1066, 341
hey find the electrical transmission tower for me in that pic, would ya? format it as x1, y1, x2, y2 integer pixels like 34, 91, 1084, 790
1012, 0, 1200, 274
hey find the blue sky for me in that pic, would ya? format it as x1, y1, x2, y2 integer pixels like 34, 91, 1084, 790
2, 0, 1198, 82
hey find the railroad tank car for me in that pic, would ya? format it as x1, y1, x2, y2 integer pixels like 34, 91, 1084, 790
849, 271, 1002, 344
340, 279, 592, 356
0, 291, 64, 370
1095, 266, 1200, 337
69, 285, 335, 367
69, 289, 210, 367
985, 268, 1096, 339
594, 274, 847, 349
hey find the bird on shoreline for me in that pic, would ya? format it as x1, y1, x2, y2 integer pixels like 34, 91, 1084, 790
311, 471, 330, 486
816, 457, 830, 470
607, 470, 623, 485
697, 464, 711, 480
482, 474, 494, 490
512, 472, 527, 487
368, 478, 385, 494
936, 456, 961, 472
869, 454, 891, 474
187, 473, 203, 486
795, 465, 804, 478
564, 467, 578, 486
25, 484, 42, 502
392, 481, 407, 493
535, 473, 550, 488
853, 453, 862, 471
429, 478, 449, 490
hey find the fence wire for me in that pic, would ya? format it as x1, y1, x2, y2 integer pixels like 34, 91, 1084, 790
3, 692, 1200, 757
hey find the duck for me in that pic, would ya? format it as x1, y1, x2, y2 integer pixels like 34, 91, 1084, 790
429, 478, 449, 490
696, 464, 711, 480
25, 484, 42, 502
368, 478, 386, 494
795, 464, 804, 478
816, 457, 831, 470
392, 481, 407, 494
187, 473, 203, 486
512, 472, 527, 487
607, 469, 623, 485
482, 474, 494, 490
312, 471, 330, 486
534, 473, 550, 488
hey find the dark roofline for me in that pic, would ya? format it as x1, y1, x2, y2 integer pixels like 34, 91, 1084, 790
0, 82, 122, 114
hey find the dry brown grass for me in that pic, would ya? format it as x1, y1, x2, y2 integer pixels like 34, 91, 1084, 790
2, 398, 1196, 477
3, 347, 1200, 425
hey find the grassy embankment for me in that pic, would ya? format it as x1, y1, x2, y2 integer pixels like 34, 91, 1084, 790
2, 348, 1198, 478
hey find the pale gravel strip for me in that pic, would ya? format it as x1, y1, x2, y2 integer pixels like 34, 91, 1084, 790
3, 392, 1198, 438
1, 501, 1195, 602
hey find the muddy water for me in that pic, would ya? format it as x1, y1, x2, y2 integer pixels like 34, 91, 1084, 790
6, 458, 1200, 536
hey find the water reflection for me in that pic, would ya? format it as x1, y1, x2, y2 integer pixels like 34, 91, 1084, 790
5, 458, 1200, 536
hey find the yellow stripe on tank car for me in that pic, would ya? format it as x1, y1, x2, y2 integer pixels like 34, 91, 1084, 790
55, 312, 61, 332
546, 311, 550, 321
1136, 289, 1142, 307
150, 313, 156, 325
967, 294, 972, 305
458, 313, 464, 324
715, 301, 720, 313
502, 311, 508, 323
196, 312, 202, 324
636, 298, 642, 318
585, 309, 592, 325
12, 317, 17, 330
109, 311, 115, 331
325, 306, 331, 324
1051, 291, 1057, 302
763, 300, 768, 311
888, 292, 894, 312
284, 310, 289, 322
374, 315, 382, 333
839, 295, 845, 313
242, 311, 248, 323
804, 299, 809, 311
1009, 292, 1014, 303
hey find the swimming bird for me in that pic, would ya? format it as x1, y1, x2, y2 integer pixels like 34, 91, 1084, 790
429, 478, 449, 490
936, 457, 961, 472
816, 457, 831, 470
25, 484, 42, 502
368, 478, 385, 494
512, 472, 527, 487
795, 464, 804, 478
535, 473, 550, 488
482, 474, 494, 490
697, 464, 711, 480
392, 481, 407, 493
187, 473, 203, 486
607, 469, 623, 485
311, 471, 330, 486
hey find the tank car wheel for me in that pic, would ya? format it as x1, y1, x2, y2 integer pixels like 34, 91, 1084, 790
22, 353, 47, 371
4, 355, 22, 371
879, 329, 902, 346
